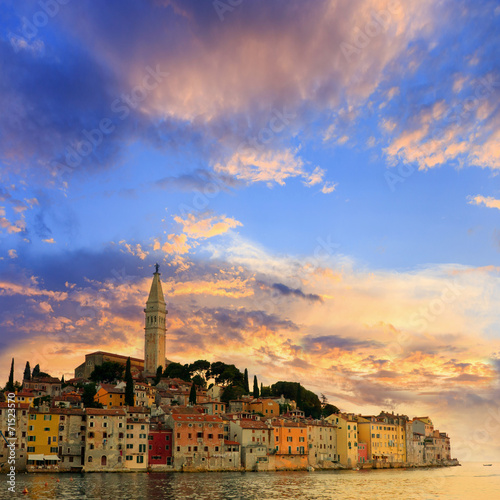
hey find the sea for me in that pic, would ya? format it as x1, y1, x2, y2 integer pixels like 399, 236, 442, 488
2, 462, 499, 500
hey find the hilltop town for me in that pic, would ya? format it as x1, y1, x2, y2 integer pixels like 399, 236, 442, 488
0, 267, 459, 473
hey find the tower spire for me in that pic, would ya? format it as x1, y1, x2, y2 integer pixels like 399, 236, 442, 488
144, 263, 167, 376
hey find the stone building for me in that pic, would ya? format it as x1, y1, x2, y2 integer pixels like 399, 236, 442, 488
53, 408, 86, 471
167, 413, 230, 470
84, 408, 126, 471
228, 418, 272, 470
0, 402, 29, 472
306, 419, 337, 465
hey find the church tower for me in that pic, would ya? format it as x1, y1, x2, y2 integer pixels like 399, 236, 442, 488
144, 263, 167, 376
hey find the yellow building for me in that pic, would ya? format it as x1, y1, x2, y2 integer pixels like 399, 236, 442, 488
326, 413, 358, 467
94, 384, 128, 408
26, 408, 61, 469
14, 390, 36, 407
357, 413, 406, 464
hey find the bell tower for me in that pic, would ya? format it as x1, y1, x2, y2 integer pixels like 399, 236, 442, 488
144, 263, 167, 376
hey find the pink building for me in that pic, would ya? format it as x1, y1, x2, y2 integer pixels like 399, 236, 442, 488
358, 442, 368, 464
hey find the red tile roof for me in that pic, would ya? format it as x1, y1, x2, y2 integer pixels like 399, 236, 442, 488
170, 414, 222, 422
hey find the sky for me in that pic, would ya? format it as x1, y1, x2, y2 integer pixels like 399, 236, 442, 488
0, 0, 499, 461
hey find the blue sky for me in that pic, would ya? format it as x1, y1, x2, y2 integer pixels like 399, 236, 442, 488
1, 0, 500, 460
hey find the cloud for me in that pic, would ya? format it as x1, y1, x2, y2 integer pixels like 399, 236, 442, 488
42, 238, 56, 244
214, 148, 322, 187
270, 282, 323, 302
8, 249, 17, 259
118, 240, 149, 260
173, 212, 242, 239
467, 195, 500, 210
321, 182, 337, 194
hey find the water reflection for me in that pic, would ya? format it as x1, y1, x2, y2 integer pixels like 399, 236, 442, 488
6, 463, 500, 500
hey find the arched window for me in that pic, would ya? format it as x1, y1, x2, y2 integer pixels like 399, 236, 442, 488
88, 456, 92, 463
101, 456, 107, 466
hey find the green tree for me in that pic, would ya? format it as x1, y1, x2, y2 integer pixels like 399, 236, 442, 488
163, 362, 191, 381
189, 383, 197, 405
191, 374, 206, 389
322, 403, 340, 417
189, 360, 210, 381
61, 375, 65, 385
209, 362, 244, 387
261, 385, 271, 397
154, 366, 163, 385
23, 361, 31, 382
271, 381, 322, 418
82, 383, 103, 408
221, 384, 246, 403
124, 357, 135, 406
90, 362, 124, 383
32, 364, 40, 378
243, 368, 249, 393
6, 359, 14, 392
253, 375, 259, 398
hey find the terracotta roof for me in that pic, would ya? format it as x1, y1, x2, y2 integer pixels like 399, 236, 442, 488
98, 384, 124, 394
170, 414, 222, 422
30, 377, 61, 384
0, 402, 29, 409
235, 420, 270, 429
87, 351, 144, 364
45, 408, 85, 416
86, 408, 126, 416
127, 406, 151, 413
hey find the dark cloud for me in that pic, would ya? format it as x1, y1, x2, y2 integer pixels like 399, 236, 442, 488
270, 283, 323, 302
303, 334, 382, 352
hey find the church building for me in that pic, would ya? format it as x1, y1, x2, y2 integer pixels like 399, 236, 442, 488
74, 264, 169, 379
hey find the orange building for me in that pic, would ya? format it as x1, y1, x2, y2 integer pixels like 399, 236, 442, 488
249, 399, 280, 416
271, 419, 308, 469
94, 384, 127, 408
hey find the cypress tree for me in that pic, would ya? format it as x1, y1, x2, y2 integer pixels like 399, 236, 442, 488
6, 358, 14, 392
61, 375, 65, 385
154, 365, 163, 385
32, 364, 40, 379
124, 357, 134, 406
243, 368, 249, 393
253, 375, 259, 398
189, 383, 197, 405
296, 383, 302, 410
23, 361, 31, 382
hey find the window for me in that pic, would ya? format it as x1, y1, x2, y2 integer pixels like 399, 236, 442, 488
139, 444, 146, 453
44, 415, 51, 421
29, 426, 33, 431
137, 456, 144, 464
127, 444, 133, 449
27, 447, 35, 452
126, 456, 133, 461
165, 445, 169, 450
28, 436, 36, 442
88, 456, 92, 463
88, 432, 94, 438
29, 415, 36, 420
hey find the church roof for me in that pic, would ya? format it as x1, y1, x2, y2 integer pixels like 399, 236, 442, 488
147, 269, 166, 307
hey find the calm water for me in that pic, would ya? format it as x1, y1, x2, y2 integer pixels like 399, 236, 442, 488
3, 463, 499, 500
